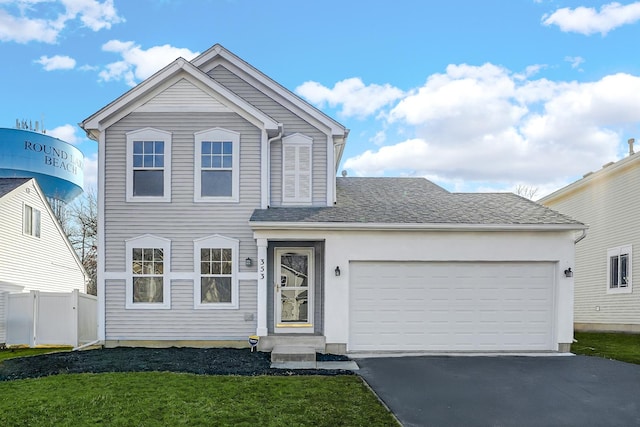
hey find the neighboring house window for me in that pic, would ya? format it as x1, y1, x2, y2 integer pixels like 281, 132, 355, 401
194, 128, 240, 202
125, 235, 171, 309
282, 133, 312, 205
194, 235, 239, 309
126, 128, 172, 202
607, 245, 632, 294
23, 204, 41, 238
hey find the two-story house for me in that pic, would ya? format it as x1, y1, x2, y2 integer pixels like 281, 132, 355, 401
540, 140, 640, 333
0, 177, 88, 344
81, 44, 585, 354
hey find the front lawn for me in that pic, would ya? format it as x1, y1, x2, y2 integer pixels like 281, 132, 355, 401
0, 372, 399, 426
0, 347, 71, 362
572, 332, 640, 365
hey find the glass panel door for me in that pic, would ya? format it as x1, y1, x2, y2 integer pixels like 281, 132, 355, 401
275, 248, 313, 332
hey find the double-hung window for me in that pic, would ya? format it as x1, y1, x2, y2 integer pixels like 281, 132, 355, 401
607, 245, 632, 294
126, 235, 171, 309
126, 128, 172, 202
194, 235, 239, 309
194, 128, 239, 202
282, 133, 312, 205
23, 204, 41, 238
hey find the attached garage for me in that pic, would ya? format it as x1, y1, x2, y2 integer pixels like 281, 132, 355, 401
349, 261, 556, 352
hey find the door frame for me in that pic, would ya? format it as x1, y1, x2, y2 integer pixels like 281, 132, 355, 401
274, 247, 314, 333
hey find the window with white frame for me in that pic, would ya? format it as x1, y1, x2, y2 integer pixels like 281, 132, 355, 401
126, 128, 172, 202
194, 235, 239, 309
282, 133, 312, 205
126, 235, 171, 309
194, 128, 239, 202
607, 245, 632, 294
23, 204, 41, 238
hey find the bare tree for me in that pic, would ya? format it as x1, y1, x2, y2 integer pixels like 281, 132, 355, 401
515, 184, 539, 200
55, 189, 98, 295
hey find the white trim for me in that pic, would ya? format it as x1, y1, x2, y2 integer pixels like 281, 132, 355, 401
191, 45, 346, 137
81, 58, 279, 133
250, 222, 588, 232
194, 128, 240, 203
606, 245, 633, 294
274, 247, 314, 333
193, 234, 240, 309
125, 234, 171, 309
97, 131, 106, 340
126, 128, 172, 203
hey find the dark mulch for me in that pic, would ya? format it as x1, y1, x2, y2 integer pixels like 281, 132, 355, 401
0, 347, 355, 381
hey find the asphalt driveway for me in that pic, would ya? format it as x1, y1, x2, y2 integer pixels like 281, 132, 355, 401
357, 355, 640, 427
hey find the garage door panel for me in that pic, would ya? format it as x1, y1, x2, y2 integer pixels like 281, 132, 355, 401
349, 261, 555, 352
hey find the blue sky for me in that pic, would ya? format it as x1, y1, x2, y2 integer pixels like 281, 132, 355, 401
2, 0, 640, 198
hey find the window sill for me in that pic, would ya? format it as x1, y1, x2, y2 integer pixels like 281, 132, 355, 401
606, 287, 632, 295
194, 302, 238, 310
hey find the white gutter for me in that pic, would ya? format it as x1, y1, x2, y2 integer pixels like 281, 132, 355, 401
73, 340, 104, 351
249, 221, 587, 232
265, 125, 283, 208
574, 228, 588, 244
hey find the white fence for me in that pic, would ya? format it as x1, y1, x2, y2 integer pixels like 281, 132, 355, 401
3, 290, 97, 347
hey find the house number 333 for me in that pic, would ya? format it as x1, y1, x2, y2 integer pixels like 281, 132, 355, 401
259, 259, 265, 279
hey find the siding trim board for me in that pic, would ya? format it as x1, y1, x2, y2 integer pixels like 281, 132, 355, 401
82, 59, 280, 137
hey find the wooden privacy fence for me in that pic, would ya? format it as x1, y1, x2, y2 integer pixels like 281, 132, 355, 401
2, 290, 97, 347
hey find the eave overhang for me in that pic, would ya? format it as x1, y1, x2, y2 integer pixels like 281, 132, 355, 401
249, 221, 588, 233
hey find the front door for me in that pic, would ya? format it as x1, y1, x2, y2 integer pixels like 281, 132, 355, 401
275, 248, 314, 333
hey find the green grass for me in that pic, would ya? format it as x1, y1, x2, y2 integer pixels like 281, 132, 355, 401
0, 347, 71, 362
0, 372, 399, 426
572, 332, 640, 365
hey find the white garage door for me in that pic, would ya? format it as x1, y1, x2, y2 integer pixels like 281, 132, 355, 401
349, 262, 555, 352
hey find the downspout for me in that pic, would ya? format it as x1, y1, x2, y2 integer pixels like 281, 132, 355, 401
266, 125, 283, 208
574, 229, 587, 244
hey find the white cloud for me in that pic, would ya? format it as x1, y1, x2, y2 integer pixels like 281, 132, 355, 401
565, 56, 585, 69
99, 40, 200, 86
542, 2, 640, 35
0, 0, 123, 44
48, 123, 81, 144
36, 54, 76, 70
82, 151, 98, 190
344, 64, 640, 193
295, 77, 404, 118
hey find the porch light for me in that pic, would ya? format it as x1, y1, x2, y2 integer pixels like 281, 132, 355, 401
245, 257, 253, 267
564, 268, 573, 278
335, 266, 341, 276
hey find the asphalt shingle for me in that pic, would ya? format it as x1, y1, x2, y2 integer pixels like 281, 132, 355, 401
0, 178, 30, 198
250, 177, 582, 226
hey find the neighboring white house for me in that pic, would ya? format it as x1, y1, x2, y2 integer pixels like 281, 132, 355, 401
540, 139, 640, 333
81, 43, 585, 353
0, 177, 88, 344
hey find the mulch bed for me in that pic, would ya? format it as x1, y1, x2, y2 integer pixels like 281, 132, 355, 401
0, 347, 354, 381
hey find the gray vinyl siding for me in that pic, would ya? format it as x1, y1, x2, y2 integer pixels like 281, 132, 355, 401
208, 65, 328, 206
544, 163, 640, 326
103, 111, 261, 340
105, 280, 257, 339
0, 181, 85, 293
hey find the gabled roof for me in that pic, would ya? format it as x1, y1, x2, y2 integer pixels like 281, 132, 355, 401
191, 44, 348, 138
0, 177, 30, 199
250, 177, 585, 231
0, 178, 88, 279
539, 151, 640, 204
81, 56, 280, 139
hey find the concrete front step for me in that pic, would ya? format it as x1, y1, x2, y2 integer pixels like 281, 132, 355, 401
259, 335, 326, 352
271, 345, 317, 366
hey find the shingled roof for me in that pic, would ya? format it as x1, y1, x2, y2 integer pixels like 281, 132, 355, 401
0, 178, 31, 198
250, 177, 583, 227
